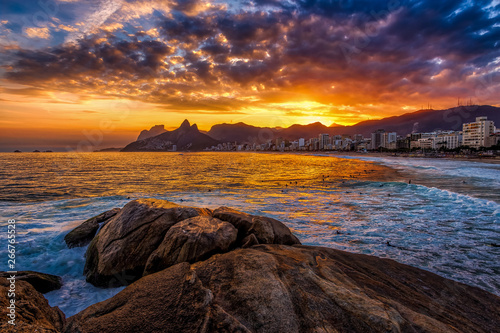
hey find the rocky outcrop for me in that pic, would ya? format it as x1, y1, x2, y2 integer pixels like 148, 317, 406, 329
84, 199, 211, 287
0, 277, 65, 333
65, 262, 249, 333
0, 271, 62, 294
83, 199, 300, 288
137, 124, 167, 141
213, 207, 301, 246
66, 244, 500, 333
64, 208, 120, 248
122, 119, 220, 152
143, 216, 238, 276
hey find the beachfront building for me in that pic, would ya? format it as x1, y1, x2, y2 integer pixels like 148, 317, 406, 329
462, 117, 496, 148
409, 131, 462, 150
381, 132, 397, 149
370, 129, 385, 149
434, 131, 462, 150
298, 138, 305, 148
412, 137, 435, 150
318, 133, 330, 150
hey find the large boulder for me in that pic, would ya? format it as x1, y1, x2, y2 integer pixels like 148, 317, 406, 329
65, 263, 249, 333
0, 277, 65, 333
66, 245, 500, 333
143, 216, 238, 276
0, 271, 62, 294
84, 199, 211, 287
64, 208, 120, 248
213, 207, 301, 246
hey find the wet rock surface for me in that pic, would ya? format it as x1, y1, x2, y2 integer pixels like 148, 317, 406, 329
0, 271, 62, 293
0, 277, 65, 333
64, 208, 120, 248
67, 244, 500, 333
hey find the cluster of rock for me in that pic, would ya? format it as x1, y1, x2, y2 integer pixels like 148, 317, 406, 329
3, 198, 500, 332
0, 272, 64, 332
82, 199, 300, 287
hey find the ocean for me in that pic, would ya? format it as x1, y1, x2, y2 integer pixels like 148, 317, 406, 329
0, 152, 498, 316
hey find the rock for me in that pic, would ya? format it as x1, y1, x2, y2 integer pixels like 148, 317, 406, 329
0, 271, 62, 294
64, 208, 120, 248
65, 263, 250, 333
66, 245, 500, 333
0, 277, 65, 333
213, 207, 301, 246
84, 199, 211, 287
137, 124, 167, 141
241, 233, 259, 248
143, 216, 238, 276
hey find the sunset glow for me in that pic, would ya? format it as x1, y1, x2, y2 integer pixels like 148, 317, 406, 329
1, 0, 499, 150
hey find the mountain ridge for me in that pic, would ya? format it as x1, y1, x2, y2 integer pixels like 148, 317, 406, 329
207, 105, 499, 142
129, 105, 499, 148
122, 120, 220, 151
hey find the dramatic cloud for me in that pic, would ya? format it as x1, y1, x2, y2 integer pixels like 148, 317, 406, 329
1, 0, 499, 122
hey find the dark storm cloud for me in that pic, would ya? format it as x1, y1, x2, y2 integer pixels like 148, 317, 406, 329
6, 34, 174, 83
2, 0, 499, 109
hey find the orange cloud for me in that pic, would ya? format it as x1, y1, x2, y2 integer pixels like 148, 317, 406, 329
24, 27, 51, 39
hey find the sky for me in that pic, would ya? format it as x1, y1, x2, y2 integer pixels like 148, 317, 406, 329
0, 0, 499, 151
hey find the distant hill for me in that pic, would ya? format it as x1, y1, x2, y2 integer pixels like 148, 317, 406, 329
207, 122, 336, 143
137, 125, 167, 141
207, 123, 279, 143
207, 105, 500, 142
338, 105, 500, 136
122, 120, 219, 151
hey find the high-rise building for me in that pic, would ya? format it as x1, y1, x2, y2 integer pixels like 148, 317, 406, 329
370, 129, 385, 149
318, 133, 330, 150
381, 132, 397, 148
462, 117, 496, 148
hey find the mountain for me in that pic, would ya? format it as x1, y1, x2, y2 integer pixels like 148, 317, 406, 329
207, 122, 336, 143
338, 105, 500, 137
207, 105, 500, 142
207, 122, 279, 143
279, 122, 333, 139
122, 120, 220, 151
137, 125, 167, 141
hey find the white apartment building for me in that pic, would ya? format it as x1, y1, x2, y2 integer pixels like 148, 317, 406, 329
462, 117, 496, 148
435, 131, 462, 150
415, 138, 435, 149
410, 130, 462, 150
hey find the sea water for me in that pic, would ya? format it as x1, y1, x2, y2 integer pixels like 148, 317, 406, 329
0, 152, 498, 316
